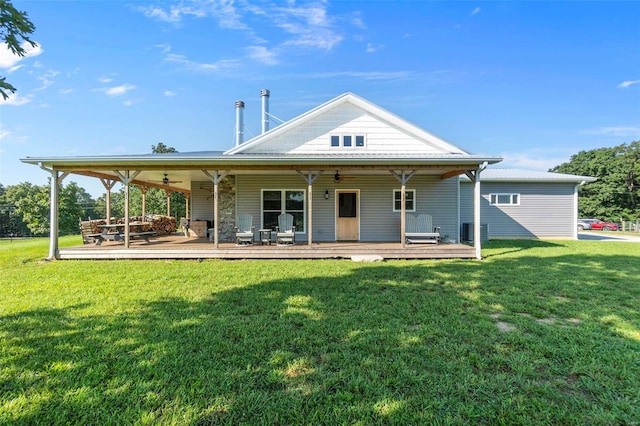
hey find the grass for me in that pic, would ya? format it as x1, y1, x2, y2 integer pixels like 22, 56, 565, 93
1, 237, 639, 425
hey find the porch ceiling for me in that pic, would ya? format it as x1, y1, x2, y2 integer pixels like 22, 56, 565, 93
23, 152, 502, 193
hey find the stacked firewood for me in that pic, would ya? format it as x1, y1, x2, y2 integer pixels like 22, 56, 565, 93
146, 214, 176, 234
80, 215, 177, 236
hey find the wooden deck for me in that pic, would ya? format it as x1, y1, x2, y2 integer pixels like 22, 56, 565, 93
59, 234, 477, 260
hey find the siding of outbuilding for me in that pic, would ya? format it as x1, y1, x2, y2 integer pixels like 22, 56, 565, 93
460, 181, 576, 238
223, 174, 460, 242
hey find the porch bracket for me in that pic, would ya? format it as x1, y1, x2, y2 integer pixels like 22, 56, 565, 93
39, 163, 69, 260
203, 170, 230, 248
100, 178, 118, 224
296, 171, 323, 246
389, 169, 417, 185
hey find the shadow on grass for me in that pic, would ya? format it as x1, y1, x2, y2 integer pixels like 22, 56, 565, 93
480, 239, 564, 258
1, 248, 639, 424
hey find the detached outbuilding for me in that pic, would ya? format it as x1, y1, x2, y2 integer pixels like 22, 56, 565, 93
460, 169, 596, 240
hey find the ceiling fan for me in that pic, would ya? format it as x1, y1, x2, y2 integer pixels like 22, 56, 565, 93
334, 171, 356, 183
151, 173, 183, 185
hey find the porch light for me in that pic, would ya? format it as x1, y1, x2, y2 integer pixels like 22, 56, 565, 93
324, 190, 330, 199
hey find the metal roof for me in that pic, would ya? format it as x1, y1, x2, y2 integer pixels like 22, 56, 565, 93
461, 168, 597, 183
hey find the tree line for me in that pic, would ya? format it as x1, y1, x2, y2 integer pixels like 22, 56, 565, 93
1, 144, 186, 237
551, 140, 640, 222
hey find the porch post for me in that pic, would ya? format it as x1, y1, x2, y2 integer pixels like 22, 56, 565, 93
473, 171, 481, 259
139, 185, 149, 218
114, 170, 141, 248
100, 178, 117, 224
213, 173, 219, 247
203, 170, 229, 248
308, 183, 313, 246
185, 193, 190, 219
390, 170, 416, 249
124, 173, 130, 248
297, 171, 322, 247
466, 162, 487, 260
401, 179, 406, 248
39, 164, 68, 260
165, 190, 171, 217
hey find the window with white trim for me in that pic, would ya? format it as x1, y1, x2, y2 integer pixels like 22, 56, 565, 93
262, 190, 305, 232
489, 193, 520, 206
393, 189, 416, 212
330, 134, 366, 148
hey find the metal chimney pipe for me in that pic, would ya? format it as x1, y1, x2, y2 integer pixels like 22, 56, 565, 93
261, 89, 270, 134
235, 100, 244, 146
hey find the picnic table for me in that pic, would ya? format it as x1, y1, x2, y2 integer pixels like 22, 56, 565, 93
90, 223, 155, 246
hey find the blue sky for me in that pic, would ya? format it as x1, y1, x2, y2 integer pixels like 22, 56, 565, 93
1, 0, 639, 197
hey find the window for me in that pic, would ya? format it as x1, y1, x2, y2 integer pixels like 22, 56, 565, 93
393, 189, 416, 212
489, 193, 520, 205
329, 134, 366, 148
262, 190, 305, 232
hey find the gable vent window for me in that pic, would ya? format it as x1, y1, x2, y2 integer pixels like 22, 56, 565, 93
330, 134, 366, 148
489, 193, 520, 206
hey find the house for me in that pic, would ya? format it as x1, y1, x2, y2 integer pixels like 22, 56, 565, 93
21, 91, 591, 260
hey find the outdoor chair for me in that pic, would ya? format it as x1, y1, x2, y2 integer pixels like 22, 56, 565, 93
276, 213, 296, 245
405, 213, 440, 244
235, 214, 255, 245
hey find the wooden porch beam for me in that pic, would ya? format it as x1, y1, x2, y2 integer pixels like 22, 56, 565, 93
73, 170, 191, 195
441, 170, 466, 180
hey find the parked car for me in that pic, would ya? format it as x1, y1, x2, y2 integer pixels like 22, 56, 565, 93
578, 219, 619, 231
577, 219, 592, 231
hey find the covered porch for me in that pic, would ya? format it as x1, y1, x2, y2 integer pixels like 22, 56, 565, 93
58, 233, 476, 260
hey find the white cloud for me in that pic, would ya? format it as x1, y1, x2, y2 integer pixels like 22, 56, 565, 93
618, 80, 640, 88
0, 127, 10, 140
37, 70, 60, 90
99, 84, 136, 97
308, 70, 410, 81
59, 88, 74, 95
585, 126, 640, 137
0, 42, 43, 69
472, 7, 481, 15
366, 43, 384, 53
246, 45, 278, 65
498, 151, 570, 171
164, 52, 240, 71
0, 92, 33, 106
274, 4, 343, 50
98, 76, 114, 83
164, 90, 177, 97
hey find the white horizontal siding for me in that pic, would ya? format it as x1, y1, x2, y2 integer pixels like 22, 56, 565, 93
242, 103, 446, 155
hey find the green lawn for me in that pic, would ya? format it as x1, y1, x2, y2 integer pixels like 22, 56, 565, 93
1, 237, 639, 425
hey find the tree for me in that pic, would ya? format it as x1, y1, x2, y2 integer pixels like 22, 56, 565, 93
0, 183, 28, 236
2, 180, 97, 236
0, 0, 37, 100
550, 141, 640, 221
152, 142, 177, 153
